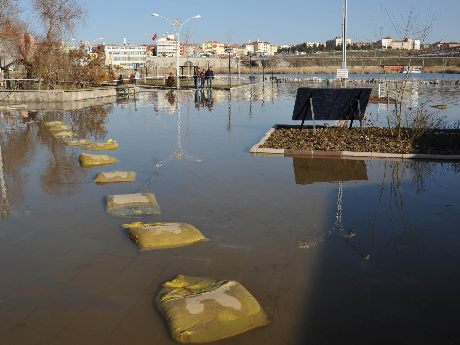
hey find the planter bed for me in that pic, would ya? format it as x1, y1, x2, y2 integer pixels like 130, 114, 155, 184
250, 125, 460, 161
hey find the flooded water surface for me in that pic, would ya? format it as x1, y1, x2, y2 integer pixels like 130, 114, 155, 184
1, 82, 460, 344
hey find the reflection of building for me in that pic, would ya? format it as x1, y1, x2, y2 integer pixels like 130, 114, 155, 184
292, 157, 368, 185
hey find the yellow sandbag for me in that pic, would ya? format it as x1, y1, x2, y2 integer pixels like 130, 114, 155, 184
95, 171, 136, 184
81, 139, 119, 151
106, 193, 160, 217
156, 275, 270, 343
53, 131, 76, 139
49, 125, 72, 132
65, 139, 92, 146
122, 222, 208, 250
44, 121, 65, 127
79, 153, 118, 168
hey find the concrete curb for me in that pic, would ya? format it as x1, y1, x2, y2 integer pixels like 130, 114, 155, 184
250, 125, 460, 161
250, 125, 284, 155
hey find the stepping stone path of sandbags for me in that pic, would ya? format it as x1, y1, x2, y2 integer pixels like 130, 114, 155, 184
43, 120, 270, 342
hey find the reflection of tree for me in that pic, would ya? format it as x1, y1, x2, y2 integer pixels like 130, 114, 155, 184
68, 105, 112, 140
0, 121, 37, 218
36, 106, 111, 144
40, 143, 85, 196
0, 139, 8, 219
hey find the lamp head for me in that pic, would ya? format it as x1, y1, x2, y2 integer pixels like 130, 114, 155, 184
193, 15, 202, 19
152, 13, 160, 17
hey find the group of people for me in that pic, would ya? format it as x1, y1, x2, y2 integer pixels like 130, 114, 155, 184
194, 88, 214, 111
193, 67, 214, 89
116, 69, 141, 86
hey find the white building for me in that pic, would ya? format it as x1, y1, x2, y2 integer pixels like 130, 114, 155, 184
254, 41, 272, 55
157, 35, 178, 57
101, 44, 148, 68
201, 41, 225, 56
372, 37, 421, 50
245, 40, 277, 56
244, 43, 255, 55
326, 37, 352, 48
326, 36, 352, 49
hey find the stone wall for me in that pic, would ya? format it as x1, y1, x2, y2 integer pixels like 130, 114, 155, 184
0, 87, 117, 104
146, 57, 239, 74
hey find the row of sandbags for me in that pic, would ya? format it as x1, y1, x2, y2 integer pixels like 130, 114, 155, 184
46, 119, 270, 343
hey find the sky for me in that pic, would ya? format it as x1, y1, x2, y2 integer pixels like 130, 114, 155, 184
19, 0, 460, 45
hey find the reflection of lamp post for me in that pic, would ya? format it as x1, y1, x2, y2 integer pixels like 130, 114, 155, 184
0, 140, 9, 219
152, 13, 201, 89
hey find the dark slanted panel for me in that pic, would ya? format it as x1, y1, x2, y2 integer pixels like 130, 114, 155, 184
292, 88, 372, 122
292, 157, 368, 185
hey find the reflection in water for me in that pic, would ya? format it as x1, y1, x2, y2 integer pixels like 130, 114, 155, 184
293, 157, 368, 251
194, 89, 214, 112
0, 111, 38, 219
40, 143, 86, 196
1, 84, 460, 344
0, 139, 8, 219
294, 157, 460, 262
68, 105, 113, 140
0, 106, 112, 216
293, 157, 368, 185
227, 91, 232, 132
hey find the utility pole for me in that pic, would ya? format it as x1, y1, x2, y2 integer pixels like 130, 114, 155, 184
341, 0, 348, 87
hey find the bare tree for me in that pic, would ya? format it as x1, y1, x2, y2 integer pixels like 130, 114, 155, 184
32, 0, 85, 41
0, 0, 19, 26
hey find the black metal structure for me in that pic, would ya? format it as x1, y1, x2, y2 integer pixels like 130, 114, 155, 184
292, 88, 372, 130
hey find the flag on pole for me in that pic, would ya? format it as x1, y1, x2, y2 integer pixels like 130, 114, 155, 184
152, 33, 158, 41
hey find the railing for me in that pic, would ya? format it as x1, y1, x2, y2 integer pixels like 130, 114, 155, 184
0, 78, 40, 91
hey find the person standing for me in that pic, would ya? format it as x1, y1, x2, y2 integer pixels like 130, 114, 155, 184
117, 74, 124, 86
205, 67, 214, 88
134, 69, 140, 85
193, 68, 200, 89
200, 69, 206, 88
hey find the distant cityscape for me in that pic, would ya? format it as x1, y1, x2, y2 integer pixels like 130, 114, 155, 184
87, 35, 460, 70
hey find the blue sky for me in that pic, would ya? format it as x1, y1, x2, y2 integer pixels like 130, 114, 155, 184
19, 0, 460, 45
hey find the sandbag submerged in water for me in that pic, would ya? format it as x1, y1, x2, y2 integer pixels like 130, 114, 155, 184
48, 124, 72, 132
79, 153, 119, 167
156, 275, 270, 344
65, 139, 92, 146
81, 139, 119, 151
94, 171, 136, 184
122, 222, 208, 250
44, 121, 65, 127
106, 193, 160, 217
53, 131, 76, 139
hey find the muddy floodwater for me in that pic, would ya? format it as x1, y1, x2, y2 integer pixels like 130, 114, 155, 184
1, 81, 460, 345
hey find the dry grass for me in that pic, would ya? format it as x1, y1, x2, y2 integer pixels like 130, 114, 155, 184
261, 126, 460, 155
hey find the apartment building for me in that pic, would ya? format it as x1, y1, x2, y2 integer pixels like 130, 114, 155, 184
244, 40, 277, 56
100, 44, 148, 68
156, 35, 185, 57
373, 37, 421, 50
326, 37, 352, 49
201, 41, 225, 56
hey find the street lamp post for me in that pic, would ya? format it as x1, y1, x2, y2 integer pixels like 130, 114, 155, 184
152, 13, 201, 90
341, 0, 348, 87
